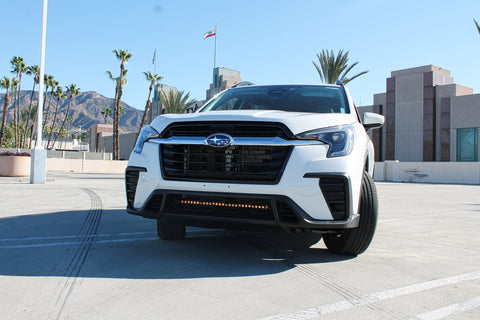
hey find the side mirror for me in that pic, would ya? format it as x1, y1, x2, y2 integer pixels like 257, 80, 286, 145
363, 112, 384, 131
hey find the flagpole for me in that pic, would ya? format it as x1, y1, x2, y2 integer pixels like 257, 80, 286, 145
214, 32, 217, 70
31, 0, 48, 184
213, 25, 217, 95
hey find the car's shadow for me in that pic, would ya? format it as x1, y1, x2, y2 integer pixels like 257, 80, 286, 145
0, 209, 354, 279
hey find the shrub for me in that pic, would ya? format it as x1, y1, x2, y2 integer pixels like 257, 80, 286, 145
0, 151, 31, 157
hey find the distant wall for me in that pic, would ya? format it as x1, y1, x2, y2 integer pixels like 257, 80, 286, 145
0, 148, 112, 160
47, 158, 127, 174
374, 161, 480, 184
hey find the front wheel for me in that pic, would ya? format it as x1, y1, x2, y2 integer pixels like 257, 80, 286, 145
156, 219, 186, 240
323, 172, 378, 255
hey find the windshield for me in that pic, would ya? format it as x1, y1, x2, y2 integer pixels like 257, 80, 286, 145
200, 85, 349, 114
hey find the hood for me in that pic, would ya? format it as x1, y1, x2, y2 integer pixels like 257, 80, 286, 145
150, 110, 358, 135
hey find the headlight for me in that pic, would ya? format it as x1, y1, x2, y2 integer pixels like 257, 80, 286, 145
297, 124, 354, 157
134, 125, 160, 153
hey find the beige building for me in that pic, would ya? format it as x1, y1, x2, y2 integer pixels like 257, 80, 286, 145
206, 67, 241, 100
361, 65, 479, 162
147, 84, 178, 124
89, 124, 136, 160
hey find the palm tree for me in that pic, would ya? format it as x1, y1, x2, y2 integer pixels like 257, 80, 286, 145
23, 65, 40, 148
112, 49, 132, 160
42, 74, 54, 132
79, 131, 87, 145
313, 49, 368, 85
118, 105, 126, 117
161, 90, 197, 114
59, 127, 68, 149
10, 56, 28, 147
0, 77, 12, 146
27, 104, 38, 148
101, 107, 112, 123
47, 86, 66, 148
19, 107, 31, 145
138, 71, 163, 137
475, 19, 480, 35
52, 84, 80, 149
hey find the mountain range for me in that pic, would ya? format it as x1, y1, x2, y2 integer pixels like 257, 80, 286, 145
0, 90, 144, 133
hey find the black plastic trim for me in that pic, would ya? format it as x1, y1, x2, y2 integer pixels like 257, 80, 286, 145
125, 166, 147, 210
126, 189, 359, 230
160, 121, 295, 139
303, 172, 352, 221
159, 145, 293, 185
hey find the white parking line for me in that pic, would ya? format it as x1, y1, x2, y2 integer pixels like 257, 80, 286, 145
0, 237, 160, 249
0, 229, 234, 249
0, 232, 154, 243
259, 271, 480, 320
379, 210, 472, 223
407, 296, 480, 320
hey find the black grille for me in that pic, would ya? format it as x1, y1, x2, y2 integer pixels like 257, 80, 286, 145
161, 144, 291, 184
143, 194, 164, 214
125, 168, 145, 208
319, 177, 349, 220
164, 194, 274, 221
276, 201, 300, 224
161, 121, 293, 139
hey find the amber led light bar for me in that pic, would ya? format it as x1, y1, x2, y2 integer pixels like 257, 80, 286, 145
179, 200, 269, 210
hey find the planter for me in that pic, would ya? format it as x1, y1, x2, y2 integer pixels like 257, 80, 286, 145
0, 156, 31, 177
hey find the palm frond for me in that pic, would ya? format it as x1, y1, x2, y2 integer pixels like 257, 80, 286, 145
313, 49, 368, 84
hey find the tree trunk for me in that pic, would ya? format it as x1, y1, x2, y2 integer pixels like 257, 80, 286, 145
137, 84, 153, 139
15, 73, 23, 148
12, 86, 18, 147
47, 97, 60, 149
0, 92, 10, 146
52, 95, 72, 149
114, 87, 123, 160
41, 84, 49, 133
112, 87, 119, 160
22, 82, 36, 148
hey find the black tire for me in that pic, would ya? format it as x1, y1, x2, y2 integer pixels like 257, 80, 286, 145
156, 219, 186, 240
323, 172, 378, 255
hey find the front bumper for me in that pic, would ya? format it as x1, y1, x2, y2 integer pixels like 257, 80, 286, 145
126, 128, 367, 231
126, 165, 360, 231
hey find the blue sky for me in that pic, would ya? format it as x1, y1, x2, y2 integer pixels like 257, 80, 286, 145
1, 0, 480, 111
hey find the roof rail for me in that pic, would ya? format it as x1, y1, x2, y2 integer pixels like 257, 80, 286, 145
335, 79, 344, 86
231, 81, 255, 88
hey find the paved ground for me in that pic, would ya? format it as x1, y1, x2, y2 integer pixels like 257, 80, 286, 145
0, 173, 479, 320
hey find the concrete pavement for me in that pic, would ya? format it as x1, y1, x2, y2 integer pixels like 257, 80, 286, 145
0, 173, 479, 319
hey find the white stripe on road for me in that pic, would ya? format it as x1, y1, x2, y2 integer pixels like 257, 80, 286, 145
0, 229, 235, 249
0, 237, 160, 248
407, 296, 480, 320
0, 231, 154, 243
259, 271, 480, 320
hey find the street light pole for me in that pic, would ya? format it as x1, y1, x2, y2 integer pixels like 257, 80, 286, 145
30, 0, 48, 184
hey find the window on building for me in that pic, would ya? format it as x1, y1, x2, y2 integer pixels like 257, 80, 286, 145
456, 128, 478, 162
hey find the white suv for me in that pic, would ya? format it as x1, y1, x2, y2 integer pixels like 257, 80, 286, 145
126, 83, 384, 255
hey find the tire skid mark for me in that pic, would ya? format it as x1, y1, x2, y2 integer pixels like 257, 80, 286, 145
49, 188, 102, 320
241, 235, 404, 319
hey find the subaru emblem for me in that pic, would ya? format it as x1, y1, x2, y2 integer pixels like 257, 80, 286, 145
206, 133, 233, 148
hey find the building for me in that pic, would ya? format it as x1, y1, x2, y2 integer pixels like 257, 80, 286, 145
147, 83, 178, 123
206, 67, 241, 100
89, 123, 136, 160
360, 65, 479, 162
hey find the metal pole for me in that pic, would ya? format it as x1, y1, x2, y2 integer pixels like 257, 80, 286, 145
30, 0, 48, 184
213, 28, 217, 95
214, 32, 217, 70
